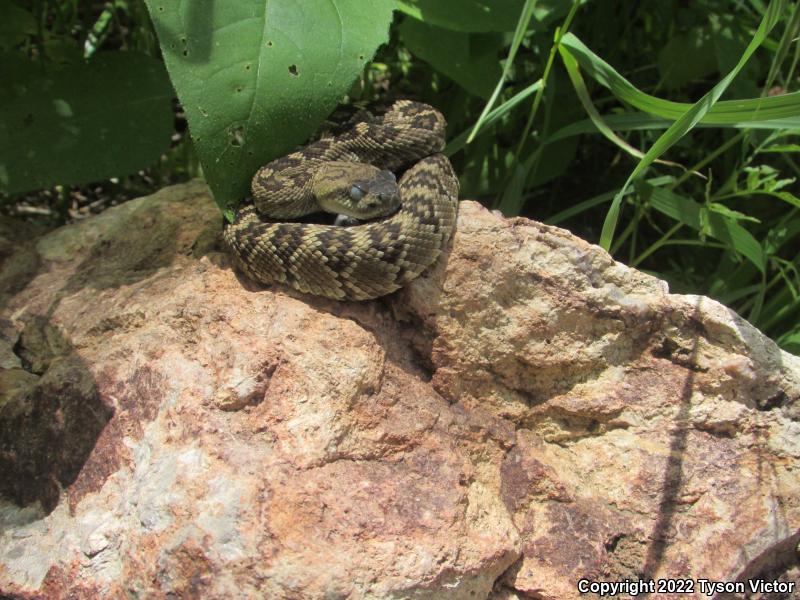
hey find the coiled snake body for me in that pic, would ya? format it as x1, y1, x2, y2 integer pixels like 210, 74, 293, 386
223, 101, 459, 301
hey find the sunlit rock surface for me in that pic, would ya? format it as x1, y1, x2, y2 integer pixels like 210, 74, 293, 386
1, 181, 798, 599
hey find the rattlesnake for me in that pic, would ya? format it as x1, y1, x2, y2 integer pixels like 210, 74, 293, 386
223, 100, 459, 301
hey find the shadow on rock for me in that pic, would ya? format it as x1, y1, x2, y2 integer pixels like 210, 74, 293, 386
642, 298, 702, 582
61, 204, 191, 294
0, 217, 46, 313
0, 315, 112, 515
0, 182, 217, 517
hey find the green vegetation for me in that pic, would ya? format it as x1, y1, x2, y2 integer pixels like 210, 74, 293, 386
1, 0, 798, 351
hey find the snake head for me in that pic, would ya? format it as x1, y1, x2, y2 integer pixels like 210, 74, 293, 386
312, 161, 401, 220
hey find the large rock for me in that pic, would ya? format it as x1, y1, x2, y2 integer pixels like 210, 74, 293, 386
1, 180, 798, 599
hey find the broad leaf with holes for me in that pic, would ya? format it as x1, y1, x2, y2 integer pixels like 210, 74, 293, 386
144, 0, 396, 217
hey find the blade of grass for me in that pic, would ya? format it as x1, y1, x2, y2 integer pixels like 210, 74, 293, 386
465, 0, 538, 145
567, 0, 788, 250
716, 189, 800, 209
777, 329, 800, 352
446, 79, 543, 156
738, 265, 796, 321
545, 188, 621, 225
514, 0, 581, 160
559, 30, 800, 124
559, 46, 687, 169
545, 175, 674, 225
763, 0, 800, 93
640, 182, 766, 273
497, 0, 581, 216
630, 222, 683, 267
498, 147, 541, 214
546, 113, 800, 144
716, 283, 764, 305
668, 131, 746, 190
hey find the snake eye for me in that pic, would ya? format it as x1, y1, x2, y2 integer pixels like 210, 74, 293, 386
349, 185, 365, 201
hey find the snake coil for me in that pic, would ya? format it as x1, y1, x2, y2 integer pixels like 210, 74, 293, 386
223, 100, 459, 301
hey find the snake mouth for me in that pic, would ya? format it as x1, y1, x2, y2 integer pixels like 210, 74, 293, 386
271, 201, 404, 227
352, 201, 403, 223
333, 202, 402, 227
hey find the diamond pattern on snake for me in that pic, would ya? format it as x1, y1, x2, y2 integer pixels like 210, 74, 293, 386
223, 100, 460, 301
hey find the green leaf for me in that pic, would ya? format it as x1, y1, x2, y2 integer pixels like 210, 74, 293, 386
446, 78, 543, 155
764, 219, 800, 254
397, 0, 525, 32
759, 284, 800, 333
559, 31, 800, 124
708, 13, 761, 99
642, 182, 766, 273
706, 202, 761, 224
777, 330, 800, 354
399, 19, 502, 99
657, 27, 717, 90
0, 52, 174, 194
760, 144, 800, 152
559, 0, 788, 250
560, 46, 652, 161
144, 0, 396, 215
545, 112, 800, 143
741, 164, 796, 192
720, 189, 800, 210
465, 0, 536, 143
496, 0, 581, 215
499, 156, 534, 215
84, 4, 116, 59
397, 0, 569, 31
545, 188, 618, 225
42, 38, 84, 65
0, 0, 35, 51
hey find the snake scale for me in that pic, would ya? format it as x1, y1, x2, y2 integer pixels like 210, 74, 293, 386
223, 100, 459, 301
